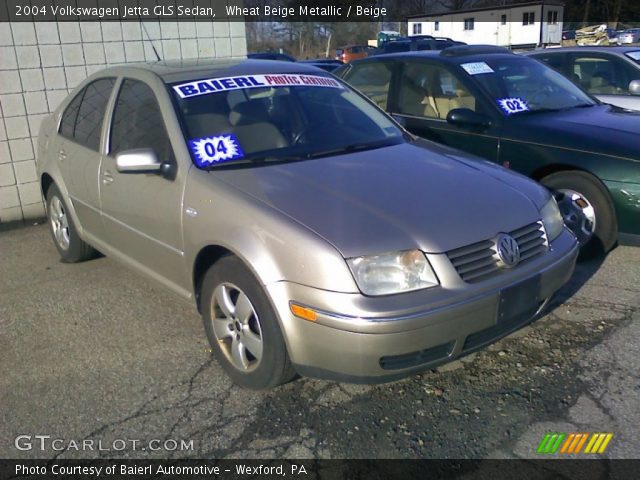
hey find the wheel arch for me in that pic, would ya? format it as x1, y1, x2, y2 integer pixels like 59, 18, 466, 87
192, 245, 238, 313
40, 172, 55, 199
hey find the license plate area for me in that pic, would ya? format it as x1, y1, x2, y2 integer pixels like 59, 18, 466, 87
498, 275, 541, 323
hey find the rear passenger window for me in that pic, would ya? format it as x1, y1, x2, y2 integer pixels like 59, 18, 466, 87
110, 79, 175, 164
343, 62, 393, 109
59, 78, 115, 151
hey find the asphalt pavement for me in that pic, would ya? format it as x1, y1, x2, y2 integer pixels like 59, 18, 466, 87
1, 224, 638, 459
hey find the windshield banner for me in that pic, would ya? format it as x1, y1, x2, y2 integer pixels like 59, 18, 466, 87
174, 74, 343, 98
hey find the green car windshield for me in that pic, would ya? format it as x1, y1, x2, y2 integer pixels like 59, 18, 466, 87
463, 56, 596, 114
171, 73, 404, 168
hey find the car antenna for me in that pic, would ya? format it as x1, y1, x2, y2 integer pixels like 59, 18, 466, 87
141, 21, 162, 62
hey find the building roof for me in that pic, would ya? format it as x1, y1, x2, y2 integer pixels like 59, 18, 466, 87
407, 1, 564, 20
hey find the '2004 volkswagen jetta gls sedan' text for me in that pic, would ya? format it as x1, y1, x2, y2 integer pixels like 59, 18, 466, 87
37, 60, 578, 389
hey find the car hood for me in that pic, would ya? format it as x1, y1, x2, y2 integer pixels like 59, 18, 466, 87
213, 142, 544, 257
507, 105, 640, 161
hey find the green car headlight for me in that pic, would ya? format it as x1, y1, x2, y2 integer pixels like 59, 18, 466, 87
541, 196, 564, 241
347, 250, 439, 296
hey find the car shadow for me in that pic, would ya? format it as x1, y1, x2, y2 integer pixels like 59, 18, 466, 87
545, 252, 607, 314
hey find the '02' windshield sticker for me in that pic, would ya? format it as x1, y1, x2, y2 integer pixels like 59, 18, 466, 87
461, 62, 495, 75
497, 97, 530, 115
174, 74, 343, 99
189, 134, 244, 167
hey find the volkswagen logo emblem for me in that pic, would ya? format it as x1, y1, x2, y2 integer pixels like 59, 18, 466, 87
496, 233, 520, 268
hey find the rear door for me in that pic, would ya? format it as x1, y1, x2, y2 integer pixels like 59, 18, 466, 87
57, 77, 116, 239
99, 77, 189, 295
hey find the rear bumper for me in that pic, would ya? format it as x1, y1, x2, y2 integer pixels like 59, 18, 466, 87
266, 228, 578, 383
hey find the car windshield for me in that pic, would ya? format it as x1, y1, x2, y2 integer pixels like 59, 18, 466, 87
625, 51, 640, 64
172, 73, 404, 168
460, 56, 596, 115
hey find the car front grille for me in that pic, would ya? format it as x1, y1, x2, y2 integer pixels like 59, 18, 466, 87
446, 221, 548, 283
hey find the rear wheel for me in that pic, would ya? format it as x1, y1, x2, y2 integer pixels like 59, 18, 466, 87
46, 184, 95, 262
541, 171, 617, 258
201, 255, 295, 389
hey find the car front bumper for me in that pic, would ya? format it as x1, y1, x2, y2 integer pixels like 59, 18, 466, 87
266, 229, 578, 383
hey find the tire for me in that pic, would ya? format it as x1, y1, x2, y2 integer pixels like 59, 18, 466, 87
201, 255, 296, 389
46, 184, 96, 262
541, 171, 617, 258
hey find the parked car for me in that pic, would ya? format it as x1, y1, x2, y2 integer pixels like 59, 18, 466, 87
336, 45, 640, 255
37, 59, 578, 388
617, 29, 640, 45
371, 36, 465, 55
247, 52, 296, 62
526, 47, 640, 111
298, 58, 344, 72
335, 45, 372, 63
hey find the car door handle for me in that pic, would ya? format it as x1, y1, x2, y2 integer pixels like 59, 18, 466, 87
102, 170, 114, 185
58, 149, 66, 161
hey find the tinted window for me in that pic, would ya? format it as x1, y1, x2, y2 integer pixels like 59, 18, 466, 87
343, 62, 394, 109
110, 79, 174, 164
60, 78, 115, 151
60, 92, 83, 139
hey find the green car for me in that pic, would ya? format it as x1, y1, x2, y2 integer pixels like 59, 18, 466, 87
336, 45, 640, 256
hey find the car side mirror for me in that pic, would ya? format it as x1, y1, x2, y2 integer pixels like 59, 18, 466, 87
629, 80, 640, 95
115, 148, 169, 175
446, 108, 491, 129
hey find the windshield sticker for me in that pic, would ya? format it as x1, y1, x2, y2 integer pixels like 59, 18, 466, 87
497, 97, 530, 115
461, 62, 495, 75
174, 74, 343, 98
189, 134, 244, 167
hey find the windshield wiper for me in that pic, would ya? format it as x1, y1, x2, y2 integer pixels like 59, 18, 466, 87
305, 139, 399, 159
202, 154, 305, 169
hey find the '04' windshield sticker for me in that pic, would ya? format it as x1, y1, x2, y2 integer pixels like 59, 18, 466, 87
174, 74, 343, 99
189, 134, 244, 167
461, 62, 494, 75
497, 97, 530, 115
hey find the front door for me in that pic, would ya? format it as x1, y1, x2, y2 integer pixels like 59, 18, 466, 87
390, 60, 501, 162
99, 78, 188, 295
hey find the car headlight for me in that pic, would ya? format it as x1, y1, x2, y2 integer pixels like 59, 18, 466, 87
346, 250, 439, 296
541, 196, 564, 241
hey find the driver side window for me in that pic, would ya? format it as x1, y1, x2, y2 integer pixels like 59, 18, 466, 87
110, 79, 175, 164
397, 63, 477, 120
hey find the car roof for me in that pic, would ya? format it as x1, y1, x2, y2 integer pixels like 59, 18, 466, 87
527, 46, 640, 55
352, 46, 515, 65
96, 58, 328, 84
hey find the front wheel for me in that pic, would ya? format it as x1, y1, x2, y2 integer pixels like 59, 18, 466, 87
541, 171, 617, 258
201, 256, 296, 389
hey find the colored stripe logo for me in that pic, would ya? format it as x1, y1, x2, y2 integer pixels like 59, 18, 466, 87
537, 432, 613, 454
